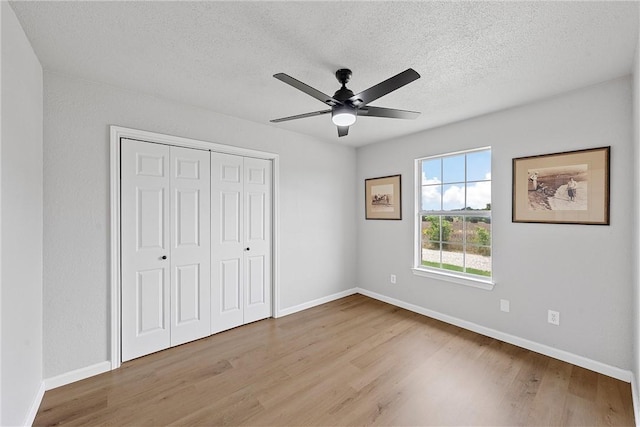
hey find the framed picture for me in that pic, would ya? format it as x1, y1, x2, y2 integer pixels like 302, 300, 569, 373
365, 174, 402, 220
512, 146, 610, 225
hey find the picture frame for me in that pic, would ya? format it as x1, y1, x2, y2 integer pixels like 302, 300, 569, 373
512, 146, 610, 225
365, 174, 402, 220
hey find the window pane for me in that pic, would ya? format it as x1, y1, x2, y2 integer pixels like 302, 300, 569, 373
466, 254, 491, 277
421, 184, 442, 211
421, 241, 442, 269
465, 245, 491, 277
442, 184, 465, 211
421, 215, 443, 244
443, 155, 465, 184
466, 181, 491, 210
446, 216, 463, 244
422, 159, 441, 185
466, 150, 491, 182
442, 243, 464, 273
466, 217, 491, 247
465, 217, 491, 276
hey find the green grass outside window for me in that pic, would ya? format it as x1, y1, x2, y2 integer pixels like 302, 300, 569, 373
421, 260, 491, 277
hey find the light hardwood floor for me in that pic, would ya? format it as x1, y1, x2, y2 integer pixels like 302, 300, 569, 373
35, 294, 635, 426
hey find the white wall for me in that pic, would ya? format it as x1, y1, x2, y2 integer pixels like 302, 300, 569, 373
43, 71, 357, 378
357, 77, 633, 371
1, 2, 44, 425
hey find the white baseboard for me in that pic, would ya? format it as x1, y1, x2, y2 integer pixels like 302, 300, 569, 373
357, 287, 633, 383
44, 361, 112, 391
277, 288, 358, 317
24, 380, 46, 426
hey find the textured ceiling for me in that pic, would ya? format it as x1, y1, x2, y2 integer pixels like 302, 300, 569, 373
9, 1, 640, 147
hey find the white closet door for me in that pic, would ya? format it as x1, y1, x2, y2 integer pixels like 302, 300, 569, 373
121, 139, 171, 361
243, 157, 272, 323
169, 146, 211, 346
211, 152, 245, 333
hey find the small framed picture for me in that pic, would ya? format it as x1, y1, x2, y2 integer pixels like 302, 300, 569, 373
365, 174, 402, 220
512, 146, 610, 225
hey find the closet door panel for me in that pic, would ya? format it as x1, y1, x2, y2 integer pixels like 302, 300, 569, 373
170, 146, 211, 346
121, 139, 171, 362
211, 152, 244, 333
221, 192, 241, 243
221, 259, 241, 311
243, 157, 272, 323
175, 264, 200, 324
247, 255, 266, 305
136, 269, 166, 333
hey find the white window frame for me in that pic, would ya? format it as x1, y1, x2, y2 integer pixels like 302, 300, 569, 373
412, 147, 495, 291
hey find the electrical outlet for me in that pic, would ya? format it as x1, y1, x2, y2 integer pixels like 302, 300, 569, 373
548, 310, 560, 326
500, 299, 510, 313
390, 274, 397, 284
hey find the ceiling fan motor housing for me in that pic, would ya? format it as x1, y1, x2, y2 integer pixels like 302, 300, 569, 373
334, 69, 364, 107
332, 69, 357, 125
335, 68, 352, 85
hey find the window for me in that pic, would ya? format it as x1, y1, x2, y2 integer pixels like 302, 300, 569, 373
415, 148, 492, 284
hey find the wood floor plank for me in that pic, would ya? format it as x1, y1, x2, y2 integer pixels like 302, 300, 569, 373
499, 350, 551, 424
34, 294, 636, 426
569, 365, 600, 401
371, 330, 503, 426
595, 375, 635, 427
526, 357, 573, 425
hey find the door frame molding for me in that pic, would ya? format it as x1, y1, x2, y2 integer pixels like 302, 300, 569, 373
109, 125, 280, 370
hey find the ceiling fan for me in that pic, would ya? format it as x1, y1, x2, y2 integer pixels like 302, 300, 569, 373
270, 68, 421, 137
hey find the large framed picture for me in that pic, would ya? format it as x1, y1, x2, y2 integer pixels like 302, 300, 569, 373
512, 146, 610, 225
365, 174, 402, 220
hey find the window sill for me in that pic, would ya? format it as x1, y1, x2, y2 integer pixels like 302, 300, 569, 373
411, 267, 495, 291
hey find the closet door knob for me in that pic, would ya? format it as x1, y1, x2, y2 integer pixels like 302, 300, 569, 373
245, 247, 250, 251
161, 255, 167, 260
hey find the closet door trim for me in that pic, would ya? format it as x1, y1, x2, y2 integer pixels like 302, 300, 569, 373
110, 126, 280, 370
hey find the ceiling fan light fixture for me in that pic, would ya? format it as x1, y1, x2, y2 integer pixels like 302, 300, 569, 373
331, 105, 357, 126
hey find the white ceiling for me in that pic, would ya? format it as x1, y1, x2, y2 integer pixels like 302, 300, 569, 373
9, 1, 640, 147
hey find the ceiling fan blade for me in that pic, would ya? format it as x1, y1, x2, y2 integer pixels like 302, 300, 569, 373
350, 68, 420, 106
273, 73, 343, 106
337, 126, 349, 137
270, 109, 331, 123
358, 106, 420, 120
